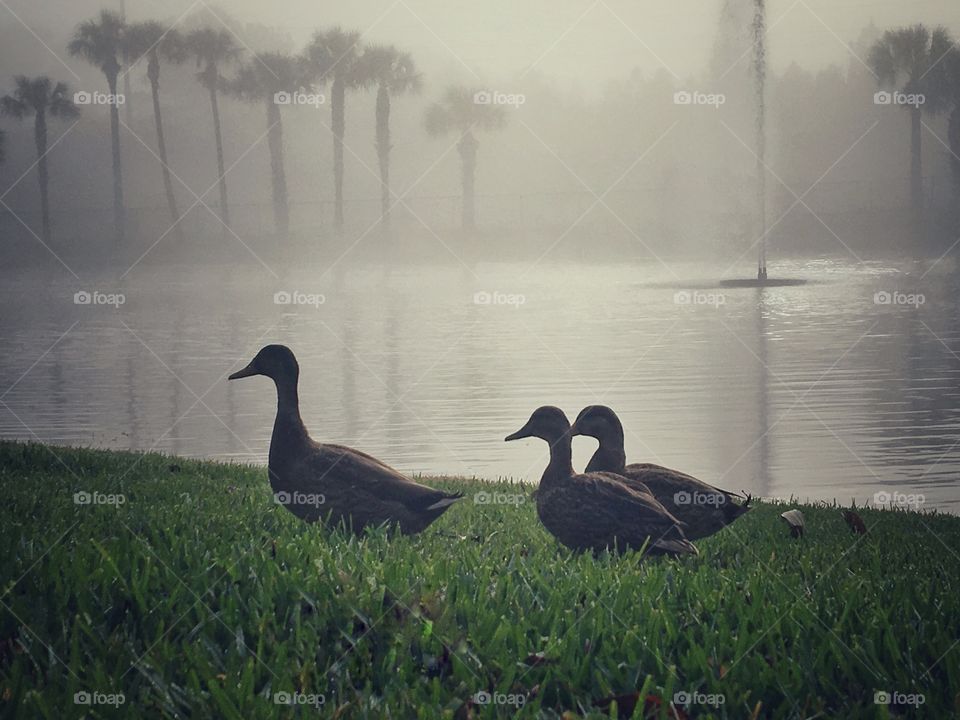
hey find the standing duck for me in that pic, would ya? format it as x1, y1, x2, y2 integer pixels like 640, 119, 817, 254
505, 406, 696, 556
570, 405, 750, 540
229, 345, 462, 534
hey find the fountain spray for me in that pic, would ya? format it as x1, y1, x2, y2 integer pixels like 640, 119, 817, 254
753, 0, 768, 280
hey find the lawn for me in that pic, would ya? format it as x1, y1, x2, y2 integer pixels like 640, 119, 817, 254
0, 441, 957, 718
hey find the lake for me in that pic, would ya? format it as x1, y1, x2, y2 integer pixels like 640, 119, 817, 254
3, 256, 960, 512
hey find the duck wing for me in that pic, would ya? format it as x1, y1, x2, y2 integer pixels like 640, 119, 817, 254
623, 464, 748, 538
582, 471, 687, 528
545, 472, 694, 554
626, 463, 741, 502
324, 443, 406, 474
627, 462, 688, 475
310, 443, 462, 511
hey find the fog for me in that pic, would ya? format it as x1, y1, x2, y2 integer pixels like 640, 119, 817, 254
4, 1, 960, 510
2, 0, 960, 269
6, 5, 960, 715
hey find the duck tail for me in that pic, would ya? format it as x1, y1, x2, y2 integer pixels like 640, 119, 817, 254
426, 492, 463, 511
724, 493, 752, 523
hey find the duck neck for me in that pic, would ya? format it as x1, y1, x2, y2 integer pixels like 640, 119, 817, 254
541, 431, 575, 487
270, 374, 309, 456
591, 430, 627, 472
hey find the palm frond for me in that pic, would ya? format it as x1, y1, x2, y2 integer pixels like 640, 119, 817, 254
359, 45, 421, 95
227, 52, 303, 103
68, 10, 125, 72
124, 22, 187, 66
307, 27, 364, 87
868, 23, 957, 113
424, 85, 507, 137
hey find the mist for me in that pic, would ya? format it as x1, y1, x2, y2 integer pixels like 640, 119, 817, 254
5, 2, 960, 716
1, 0, 959, 269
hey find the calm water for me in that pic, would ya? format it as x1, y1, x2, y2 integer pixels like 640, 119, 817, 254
3, 257, 960, 511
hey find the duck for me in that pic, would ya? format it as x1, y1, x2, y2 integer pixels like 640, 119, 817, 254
570, 405, 750, 540
505, 406, 696, 556
228, 345, 462, 534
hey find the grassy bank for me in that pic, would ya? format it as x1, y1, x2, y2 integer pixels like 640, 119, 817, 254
0, 441, 958, 718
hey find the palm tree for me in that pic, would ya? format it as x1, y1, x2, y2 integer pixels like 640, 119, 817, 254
1, 77, 80, 242
942, 48, 960, 193
868, 25, 954, 220
185, 28, 242, 231
124, 22, 186, 237
68, 10, 126, 242
357, 45, 421, 226
306, 28, 364, 229
227, 53, 302, 238
424, 86, 506, 230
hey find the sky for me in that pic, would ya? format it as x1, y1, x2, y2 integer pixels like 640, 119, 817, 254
5, 0, 960, 93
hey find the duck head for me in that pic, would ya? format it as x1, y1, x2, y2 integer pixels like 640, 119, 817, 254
229, 344, 299, 384
569, 404, 624, 443
505, 406, 571, 442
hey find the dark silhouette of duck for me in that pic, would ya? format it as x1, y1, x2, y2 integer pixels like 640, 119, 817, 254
570, 405, 750, 540
229, 345, 462, 534
505, 406, 696, 556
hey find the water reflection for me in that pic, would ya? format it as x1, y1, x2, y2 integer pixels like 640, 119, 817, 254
755, 287, 771, 498
1, 257, 959, 511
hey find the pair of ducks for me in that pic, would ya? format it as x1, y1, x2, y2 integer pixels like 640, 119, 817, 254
230, 345, 749, 554
505, 405, 750, 556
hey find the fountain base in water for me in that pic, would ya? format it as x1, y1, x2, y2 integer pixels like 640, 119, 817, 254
719, 277, 808, 288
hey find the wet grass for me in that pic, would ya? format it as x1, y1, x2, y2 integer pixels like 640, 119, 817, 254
1, 440, 958, 718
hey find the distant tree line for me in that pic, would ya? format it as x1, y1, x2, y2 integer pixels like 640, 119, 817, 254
2, 16, 960, 244
0, 10, 508, 243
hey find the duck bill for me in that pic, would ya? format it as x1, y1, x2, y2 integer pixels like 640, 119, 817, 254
568, 421, 583, 437
504, 425, 533, 442
228, 363, 258, 380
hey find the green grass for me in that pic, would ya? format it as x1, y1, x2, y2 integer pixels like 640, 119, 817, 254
1, 441, 958, 719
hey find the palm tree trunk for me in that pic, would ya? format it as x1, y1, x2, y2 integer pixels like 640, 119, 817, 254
34, 110, 50, 243
148, 54, 182, 240
208, 74, 230, 231
949, 105, 960, 194
949, 105, 960, 232
910, 105, 923, 224
332, 77, 345, 229
267, 101, 288, 239
106, 67, 125, 243
120, 0, 132, 127
457, 131, 478, 231
375, 83, 391, 226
